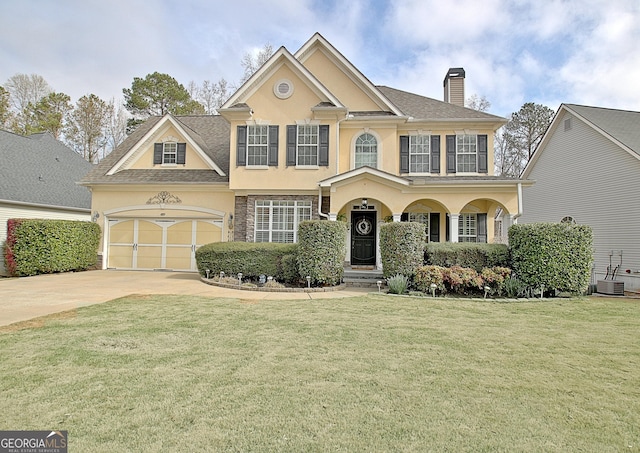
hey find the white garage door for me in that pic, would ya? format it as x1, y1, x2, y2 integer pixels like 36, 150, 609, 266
107, 218, 222, 271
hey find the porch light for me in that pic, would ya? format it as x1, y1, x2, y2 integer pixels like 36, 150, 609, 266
228, 213, 234, 230
361, 198, 368, 210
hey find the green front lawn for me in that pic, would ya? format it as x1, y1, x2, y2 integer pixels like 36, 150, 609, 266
1, 294, 639, 452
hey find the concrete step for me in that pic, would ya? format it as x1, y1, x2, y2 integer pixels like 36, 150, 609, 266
343, 269, 385, 288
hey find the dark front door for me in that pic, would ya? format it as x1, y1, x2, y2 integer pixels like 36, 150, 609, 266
351, 211, 376, 265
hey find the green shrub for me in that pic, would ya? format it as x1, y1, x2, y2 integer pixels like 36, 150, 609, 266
3, 218, 100, 277
387, 274, 409, 294
380, 222, 425, 278
279, 253, 301, 285
509, 223, 593, 295
297, 220, 347, 286
425, 242, 510, 271
195, 242, 298, 282
503, 276, 527, 298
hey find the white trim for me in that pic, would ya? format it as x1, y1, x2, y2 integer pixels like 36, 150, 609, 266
319, 166, 410, 187
104, 204, 226, 218
294, 33, 403, 116
220, 47, 344, 110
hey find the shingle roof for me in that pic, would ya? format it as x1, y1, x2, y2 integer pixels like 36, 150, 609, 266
566, 104, 640, 157
0, 130, 92, 210
81, 115, 230, 185
377, 86, 506, 122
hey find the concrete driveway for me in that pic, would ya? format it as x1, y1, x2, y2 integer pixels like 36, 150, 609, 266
0, 270, 370, 327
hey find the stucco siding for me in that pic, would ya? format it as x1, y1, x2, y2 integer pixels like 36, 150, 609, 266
521, 111, 640, 290
0, 203, 90, 275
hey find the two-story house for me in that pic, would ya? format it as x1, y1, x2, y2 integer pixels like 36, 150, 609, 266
81, 33, 529, 272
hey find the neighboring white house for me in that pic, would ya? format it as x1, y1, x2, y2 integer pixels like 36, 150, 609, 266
0, 130, 93, 275
520, 104, 640, 292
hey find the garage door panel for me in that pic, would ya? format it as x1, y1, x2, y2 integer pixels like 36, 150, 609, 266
108, 245, 134, 268
138, 221, 163, 244
136, 245, 162, 269
167, 221, 193, 245
196, 221, 221, 245
165, 246, 193, 271
110, 220, 135, 243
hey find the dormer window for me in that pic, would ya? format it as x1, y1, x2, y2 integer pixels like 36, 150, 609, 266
153, 142, 186, 165
163, 142, 177, 164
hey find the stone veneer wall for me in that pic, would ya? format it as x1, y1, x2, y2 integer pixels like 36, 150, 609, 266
233, 196, 247, 242
239, 195, 319, 242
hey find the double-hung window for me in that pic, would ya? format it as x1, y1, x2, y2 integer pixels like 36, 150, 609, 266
153, 142, 186, 165
286, 124, 329, 167
400, 134, 440, 174
163, 142, 177, 164
446, 134, 488, 174
236, 125, 278, 167
247, 125, 269, 166
255, 200, 312, 243
297, 125, 319, 166
409, 135, 430, 173
456, 135, 477, 173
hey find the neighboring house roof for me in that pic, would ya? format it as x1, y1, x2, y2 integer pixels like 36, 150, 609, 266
523, 104, 640, 177
377, 86, 506, 123
0, 129, 92, 210
81, 115, 230, 185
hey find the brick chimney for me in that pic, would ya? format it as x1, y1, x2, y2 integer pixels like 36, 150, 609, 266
443, 67, 465, 106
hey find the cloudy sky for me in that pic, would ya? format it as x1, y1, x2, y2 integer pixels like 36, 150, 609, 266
1, 0, 639, 117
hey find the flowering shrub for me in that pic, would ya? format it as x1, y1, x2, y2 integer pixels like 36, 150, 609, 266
414, 265, 445, 292
414, 264, 513, 297
481, 267, 512, 296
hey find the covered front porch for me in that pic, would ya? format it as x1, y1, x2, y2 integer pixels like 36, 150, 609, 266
319, 167, 527, 269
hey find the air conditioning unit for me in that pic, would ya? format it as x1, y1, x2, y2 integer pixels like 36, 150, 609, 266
597, 280, 625, 296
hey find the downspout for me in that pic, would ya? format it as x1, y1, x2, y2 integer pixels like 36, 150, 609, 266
318, 185, 329, 219
513, 182, 523, 221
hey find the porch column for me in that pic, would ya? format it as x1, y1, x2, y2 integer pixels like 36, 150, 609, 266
450, 213, 460, 243
392, 213, 402, 222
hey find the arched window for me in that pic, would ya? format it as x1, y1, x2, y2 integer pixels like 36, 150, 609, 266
355, 133, 377, 168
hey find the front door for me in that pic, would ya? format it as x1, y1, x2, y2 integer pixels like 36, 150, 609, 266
351, 211, 376, 265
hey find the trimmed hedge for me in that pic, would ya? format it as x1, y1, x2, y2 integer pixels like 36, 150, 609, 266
195, 242, 298, 283
509, 223, 593, 295
425, 242, 510, 271
3, 218, 100, 277
297, 220, 347, 286
380, 222, 425, 278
